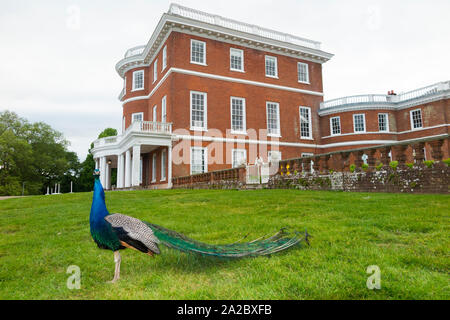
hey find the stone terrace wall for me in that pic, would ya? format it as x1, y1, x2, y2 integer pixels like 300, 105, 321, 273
269, 162, 449, 194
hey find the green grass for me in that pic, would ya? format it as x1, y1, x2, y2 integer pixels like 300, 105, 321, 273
0, 189, 449, 300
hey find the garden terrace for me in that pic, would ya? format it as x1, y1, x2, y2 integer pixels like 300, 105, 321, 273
278, 134, 449, 175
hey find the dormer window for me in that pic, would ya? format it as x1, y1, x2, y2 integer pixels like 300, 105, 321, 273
132, 70, 144, 91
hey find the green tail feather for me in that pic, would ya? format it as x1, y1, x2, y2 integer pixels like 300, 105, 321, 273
144, 222, 309, 258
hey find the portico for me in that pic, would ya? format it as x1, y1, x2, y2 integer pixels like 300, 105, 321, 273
92, 121, 173, 190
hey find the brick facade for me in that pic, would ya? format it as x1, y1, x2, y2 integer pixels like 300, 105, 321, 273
94, 5, 449, 189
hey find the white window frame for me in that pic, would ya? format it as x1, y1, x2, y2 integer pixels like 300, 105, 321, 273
353, 114, 366, 133
268, 151, 282, 162
153, 59, 158, 83
190, 91, 208, 131
232, 149, 247, 168
266, 102, 281, 137
330, 116, 341, 136
161, 96, 167, 123
190, 147, 208, 175
132, 112, 144, 123
161, 150, 167, 182
152, 153, 157, 183
265, 55, 278, 78
190, 39, 206, 66
162, 45, 167, 71
132, 70, 144, 91
297, 62, 310, 84
299, 106, 313, 139
230, 48, 244, 72
230, 97, 247, 134
378, 113, 389, 132
153, 106, 157, 122
410, 109, 423, 130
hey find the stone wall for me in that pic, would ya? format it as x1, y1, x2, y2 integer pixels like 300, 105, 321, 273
269, 162, 449, 194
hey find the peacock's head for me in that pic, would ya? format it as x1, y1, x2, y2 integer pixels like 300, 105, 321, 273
93, 169, 101, 178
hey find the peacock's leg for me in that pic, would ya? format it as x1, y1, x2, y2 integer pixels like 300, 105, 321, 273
108, 251, 121, 283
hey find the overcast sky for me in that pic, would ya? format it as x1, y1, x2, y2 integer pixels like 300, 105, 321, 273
1, 0, 449, 161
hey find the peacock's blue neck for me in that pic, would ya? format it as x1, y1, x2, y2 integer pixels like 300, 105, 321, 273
90, 178, 110, 228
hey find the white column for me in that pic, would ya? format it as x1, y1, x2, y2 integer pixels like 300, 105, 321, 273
131, 145, 141, 187
168, 144, 173, 189
117, 154, 124, 189
125, 150, 131, 188
105, 160, 111, 190
100, 157, 106, 187
95, 158, 99, 170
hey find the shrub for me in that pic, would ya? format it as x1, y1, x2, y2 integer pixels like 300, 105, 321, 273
444, 158, 450, 166
406, 163, 414, 169
389, 161, 399, 170
329, 169, 334, 174
376, 163, 384, 171
423, 160, 435, 168
349, 164, 356, 173
361, 163, 369, 171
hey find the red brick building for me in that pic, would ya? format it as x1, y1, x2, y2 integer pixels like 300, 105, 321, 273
91, 4, 450, 189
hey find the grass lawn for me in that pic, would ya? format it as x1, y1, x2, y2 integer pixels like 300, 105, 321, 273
0, 189, 448, 300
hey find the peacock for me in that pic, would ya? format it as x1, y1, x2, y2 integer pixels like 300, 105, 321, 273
89, 170, 309, 283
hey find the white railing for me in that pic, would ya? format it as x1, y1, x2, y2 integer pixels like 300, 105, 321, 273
125, 121, 173, 135
320, 81, 450, 109
93, 121, 172, 149
397, 81, 449, 102
124, 45, 146, 58
169, 3, 322, 50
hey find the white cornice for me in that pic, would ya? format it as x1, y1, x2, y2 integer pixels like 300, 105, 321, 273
116, 11, 333, 78
319, 82, 450, 116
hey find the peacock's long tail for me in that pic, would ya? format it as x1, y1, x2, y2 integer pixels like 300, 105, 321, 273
144, 222, 310, 258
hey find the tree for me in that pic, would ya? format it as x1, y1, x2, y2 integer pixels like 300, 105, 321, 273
77, 128, 118, 192
0, 111, 79, 195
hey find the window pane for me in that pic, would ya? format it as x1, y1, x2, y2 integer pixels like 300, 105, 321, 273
265, 56, 277, 77
133, 71, 144, 90
162, 97, 167, 123
298, 63, 309, 83
191, 93, 205, 129
331, 117, 341, 135
411, 110, 422, 128
133, 113, 143, 122
354, 114, 365, 132
231, 98, 245, 132
162, 46, 167, 70
300, 107, 311, 138
232, 150, 246, 168
191, 148, 206, 174
267, 103, 279, 135
230, 49, 243, 71
378, 114, 387, 131
191, 40, 205, 64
